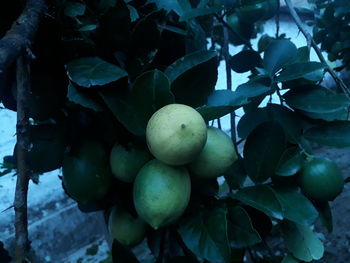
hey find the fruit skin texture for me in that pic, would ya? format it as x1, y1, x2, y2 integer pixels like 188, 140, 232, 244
146, 104, 207, 166
133, 159, 191, 229
189, 127, 237, 179
62, 141, 112, 204
110, 143, 152, 183
108, 206, 147, 247
299, 158, 344, 201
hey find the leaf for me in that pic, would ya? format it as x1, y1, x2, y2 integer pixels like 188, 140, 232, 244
99, 88, 145, 136
66, 57, 128, 88
281, 220, 324, 262
162, 25, 187, 35
132, 70, 174, 128
232, 185, 284, 219
127, 4, 139, 22
314, 201, 333, 233
180, 7, 221, 22
281, 255, 300, 263
243, 122, 286, 183
230, 50, 263, 73
64, 1, 86, 17
196, 106, 234, 122
227, 206, 261, 248
165, 50, 217, 83
178, 208, 231, 263
224, 158, 247, 190
273, 188, 318, 225
165, 50, 218, 107
277, 62, 326, 82
148, 0, 182, 15
237, 104, 302, 143
263, 40, 297, 75
276, 148, 304, 176
67, 83, 104, 111
284, 86, 350, 113
303, 121, 350, 148
112, 240, 139, 263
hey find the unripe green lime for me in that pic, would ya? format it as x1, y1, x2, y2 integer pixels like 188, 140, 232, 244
62, 141, 112, 204
108, 206, 147, 247
110, 143, 152, 183
146, 104, 207, 165
189, 127, 237, 179
133, 159, 191, 229
299, 158, 344, 201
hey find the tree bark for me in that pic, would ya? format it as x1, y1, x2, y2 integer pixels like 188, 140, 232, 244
14, 54, 31, 263
0, 0, 47, 73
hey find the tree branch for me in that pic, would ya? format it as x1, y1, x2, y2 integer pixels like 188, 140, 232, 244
284, 0, 350, 97
222, 26, 239, 155
14, 54, 31, 263
0, 0, 47, 73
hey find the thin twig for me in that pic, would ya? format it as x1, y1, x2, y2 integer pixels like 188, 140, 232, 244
275, 0, 280, 38
284, 0, 350, 97
0, 0, 47, 73
223, 26, 239, 155
14, 54, 31, 263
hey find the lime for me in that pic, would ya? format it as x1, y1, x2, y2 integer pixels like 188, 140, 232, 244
146, 104, 207, 165
133, 159, 191, 229
299, 158, 344, 201
189, 127, 237, 179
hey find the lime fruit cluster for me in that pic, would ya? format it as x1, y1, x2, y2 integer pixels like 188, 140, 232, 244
132, 104, 237, 229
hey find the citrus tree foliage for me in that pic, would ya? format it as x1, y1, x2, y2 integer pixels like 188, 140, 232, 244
0, 0, 349, 262
311, 0, 350, 71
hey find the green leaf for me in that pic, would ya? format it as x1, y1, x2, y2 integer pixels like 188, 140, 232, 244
64, 1, 86, 17
232, 185, 284, 219
237, 104, 302, 143
165, 50, 217, 82
66, 57, 128, 88
230, 50, 262, 73
162, 25, 187, 35
284, 86, 350, 113
227, 206, 261, 248
224, 158, 247, 190
273, 188, 318, 225
196, 106, 234, 122
132, 70, 174, 129
99, 88, 145, 136
281, 255, 300, 263
276, 147, 304, 176
263, 40, 297, 75
314, 201, 333, 233
180, 7, 221, 21
148, 0, 182, 14
277, 62, 326, 82
281, 221, 324, 262
127, 4, 139, 22
112, 240, 139, 263
243, 122, 286, 183
303, 121, 350, 148
178, 208, 231, 263
67, 83, 103, 112
293, 46, 310, 63
165, 50, 218, 107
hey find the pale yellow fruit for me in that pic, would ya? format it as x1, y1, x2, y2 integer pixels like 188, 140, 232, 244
146, 104, 207, 165
189, 127, 237, 178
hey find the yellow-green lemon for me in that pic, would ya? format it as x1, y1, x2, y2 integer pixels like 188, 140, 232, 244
146, 104, 207, 165
110, 143, 152, 183
108, 206, 147, 247
133, 159, 191, 229
189, 127, 237, 179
